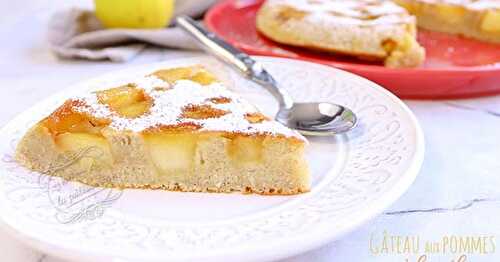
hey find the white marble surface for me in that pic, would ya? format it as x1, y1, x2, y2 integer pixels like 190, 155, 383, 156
1, 1, 499, 261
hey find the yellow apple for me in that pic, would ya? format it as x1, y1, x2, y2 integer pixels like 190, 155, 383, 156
228, 136, 264, 164
94, 0, 175, 29
143, 134, 197, 172
55, 132, 113, 165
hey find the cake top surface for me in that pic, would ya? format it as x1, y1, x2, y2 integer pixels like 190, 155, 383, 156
64, 66, 305, 141
264, 0, 415, 25
413, 0, 500, 10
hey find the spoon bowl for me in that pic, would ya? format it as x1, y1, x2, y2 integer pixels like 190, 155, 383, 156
277, 102, 357, 136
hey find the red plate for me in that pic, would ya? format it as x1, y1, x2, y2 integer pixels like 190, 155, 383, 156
205, 0, 500, 99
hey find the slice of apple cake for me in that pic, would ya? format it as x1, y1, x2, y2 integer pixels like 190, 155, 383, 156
256, 0, 426, 68
15, 66, 310, 195
394, 0, 500, 43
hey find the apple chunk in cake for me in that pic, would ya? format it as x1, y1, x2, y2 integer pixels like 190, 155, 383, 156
15, 66, 310, 195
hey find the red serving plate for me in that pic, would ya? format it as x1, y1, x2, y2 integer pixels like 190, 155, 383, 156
205, 0, 500, 99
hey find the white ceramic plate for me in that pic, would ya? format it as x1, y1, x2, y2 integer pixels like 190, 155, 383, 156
0, 57, 424, 262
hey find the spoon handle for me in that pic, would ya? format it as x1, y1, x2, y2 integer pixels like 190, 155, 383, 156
176, 16, 294, 109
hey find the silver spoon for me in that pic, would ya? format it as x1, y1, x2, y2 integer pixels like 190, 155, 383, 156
176, 16, 357, 136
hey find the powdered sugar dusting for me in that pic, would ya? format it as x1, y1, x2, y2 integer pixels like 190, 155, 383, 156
268, 0, 414, 25
415, 0, 500, 10
74, 74, 305, 141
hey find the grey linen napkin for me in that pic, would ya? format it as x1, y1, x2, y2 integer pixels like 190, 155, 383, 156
48, 8, 204, 62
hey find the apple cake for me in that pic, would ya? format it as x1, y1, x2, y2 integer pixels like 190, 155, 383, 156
394, 0, 500, 43
15, 66, 310, 195
256, 0, 426, 68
